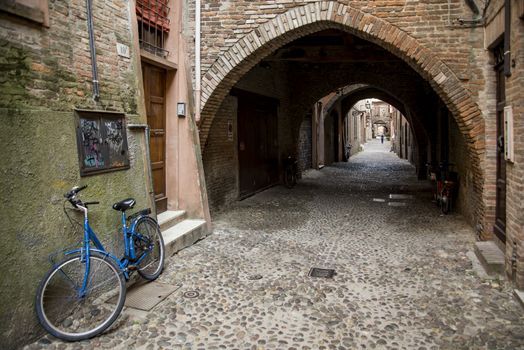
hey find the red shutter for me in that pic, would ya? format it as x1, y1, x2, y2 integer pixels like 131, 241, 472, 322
136, 0, 170, 32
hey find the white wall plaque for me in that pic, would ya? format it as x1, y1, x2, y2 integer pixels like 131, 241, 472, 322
116, 43, 130, 58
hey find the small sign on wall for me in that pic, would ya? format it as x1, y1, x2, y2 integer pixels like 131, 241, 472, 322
227, 120, 233, 141
116, 43, 130, 58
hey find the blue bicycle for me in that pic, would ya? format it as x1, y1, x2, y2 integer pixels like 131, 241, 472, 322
35, 185, 165, 341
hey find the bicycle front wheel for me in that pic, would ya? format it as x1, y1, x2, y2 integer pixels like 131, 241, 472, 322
35, 251, 126, 341
134, 217, 165, 281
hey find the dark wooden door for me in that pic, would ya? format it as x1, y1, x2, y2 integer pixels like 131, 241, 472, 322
142, 62, 168, 213
236, 90, 278, 198
494, 62, 506, 243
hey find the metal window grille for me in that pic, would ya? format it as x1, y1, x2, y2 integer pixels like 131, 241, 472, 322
136, 0, 170, 58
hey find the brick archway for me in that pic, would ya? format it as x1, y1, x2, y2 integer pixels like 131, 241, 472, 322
199, 0, 485, 222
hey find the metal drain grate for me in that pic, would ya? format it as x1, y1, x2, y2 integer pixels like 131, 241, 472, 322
108, 282, 180, 311
388, 202, 407, 207
309, 268, 336, 278
183, 290, 200, 299
389, 194, 413, 200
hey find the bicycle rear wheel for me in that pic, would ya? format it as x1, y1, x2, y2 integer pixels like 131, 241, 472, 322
134, 217, 165, 281
284, 167, 295, 188
35, 251, 126, 341
441, 194, 451, 214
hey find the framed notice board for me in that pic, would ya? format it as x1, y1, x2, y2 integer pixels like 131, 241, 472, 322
75, 110, 130, 176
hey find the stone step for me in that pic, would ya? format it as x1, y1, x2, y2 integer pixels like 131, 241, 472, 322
474, 241, 505, 276
514, 289, 524, 310
162, 219, 207, 257
157, 210, 186, 231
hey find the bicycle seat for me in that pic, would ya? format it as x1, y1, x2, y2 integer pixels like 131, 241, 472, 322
112, 198, 136, 212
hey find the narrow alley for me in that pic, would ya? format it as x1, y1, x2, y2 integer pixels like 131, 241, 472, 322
25, 141, 524, 350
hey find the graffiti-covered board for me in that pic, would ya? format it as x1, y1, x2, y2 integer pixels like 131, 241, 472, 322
75, 110, 130, 176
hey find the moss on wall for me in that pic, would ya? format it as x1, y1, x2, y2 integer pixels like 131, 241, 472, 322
0, 109, 149, 348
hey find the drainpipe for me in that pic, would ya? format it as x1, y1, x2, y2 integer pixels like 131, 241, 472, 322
456, 0, 483, 26
504, 0, 511, 77
465, 0, 480, 17
195, 0, 201, 122
86, 0, 100, 101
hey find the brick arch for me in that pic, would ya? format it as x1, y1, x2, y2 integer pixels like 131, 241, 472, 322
200, 0, 485, 220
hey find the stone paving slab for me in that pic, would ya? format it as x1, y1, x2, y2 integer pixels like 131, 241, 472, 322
24, 141, 524, 350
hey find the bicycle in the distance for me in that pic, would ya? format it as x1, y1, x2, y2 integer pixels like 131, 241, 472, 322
35, 185, 165, 341
426, 162, 458, 214
283, 155, 299, 188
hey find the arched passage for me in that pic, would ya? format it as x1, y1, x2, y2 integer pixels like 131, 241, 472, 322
331, 85, 429, 178
200, 1, 486, 225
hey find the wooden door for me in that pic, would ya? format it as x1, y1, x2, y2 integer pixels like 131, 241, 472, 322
142, 62, 168, 213
236, 90, 278, 198
494, 61, 506, 243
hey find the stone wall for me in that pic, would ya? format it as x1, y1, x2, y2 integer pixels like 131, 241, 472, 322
0, 2, 149, 348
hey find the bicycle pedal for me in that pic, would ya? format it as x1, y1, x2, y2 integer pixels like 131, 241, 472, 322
127, 265, 138, 271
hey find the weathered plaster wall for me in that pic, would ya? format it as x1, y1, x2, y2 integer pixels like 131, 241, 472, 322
0, 1, 150, 348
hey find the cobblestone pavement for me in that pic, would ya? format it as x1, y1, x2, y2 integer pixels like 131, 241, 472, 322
26, 140, 524, 350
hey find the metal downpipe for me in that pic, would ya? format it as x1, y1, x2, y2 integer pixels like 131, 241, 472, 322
504, 0, 511, 77
86, 0, 100, 101
195, 0, 201, 122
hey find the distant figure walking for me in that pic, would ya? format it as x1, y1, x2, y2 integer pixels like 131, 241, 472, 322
380, 134, 384, 144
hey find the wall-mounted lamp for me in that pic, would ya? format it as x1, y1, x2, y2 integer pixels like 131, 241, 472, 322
177, 102, 186, 118
365, 100, 371, 110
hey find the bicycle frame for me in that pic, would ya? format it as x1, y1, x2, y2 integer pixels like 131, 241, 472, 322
64, 205, 151, 295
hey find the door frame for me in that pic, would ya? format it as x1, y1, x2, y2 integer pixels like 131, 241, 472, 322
142, 60, 169, 213
492, 39, 507, 244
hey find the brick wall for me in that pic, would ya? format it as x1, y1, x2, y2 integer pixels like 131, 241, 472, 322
298, 112, 313, 171
195, 1, 487, 231
203, 39, 474, 221
196, 0, 523, 286
0, 0, 140, 113
0, 2, 149, 348
203, 95, 239, 212
204, 62, 293, 212
482, 0, 524, 288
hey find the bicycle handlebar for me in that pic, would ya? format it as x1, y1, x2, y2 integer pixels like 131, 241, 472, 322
64, 185, 87, 199
64, 185, 90, 209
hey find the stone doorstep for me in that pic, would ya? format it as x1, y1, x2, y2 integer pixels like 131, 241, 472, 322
474, 241, 505, 276
162, 219, 207, 257
514, 290, 524, 310
157, 210, 186, 231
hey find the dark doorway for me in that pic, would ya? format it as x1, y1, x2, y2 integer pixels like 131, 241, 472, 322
142, 62, 168, 213
493, 42, 506, 243
236, 90, 279, 198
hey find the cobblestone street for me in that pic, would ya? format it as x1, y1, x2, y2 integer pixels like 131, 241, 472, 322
26, 141, 524, 350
